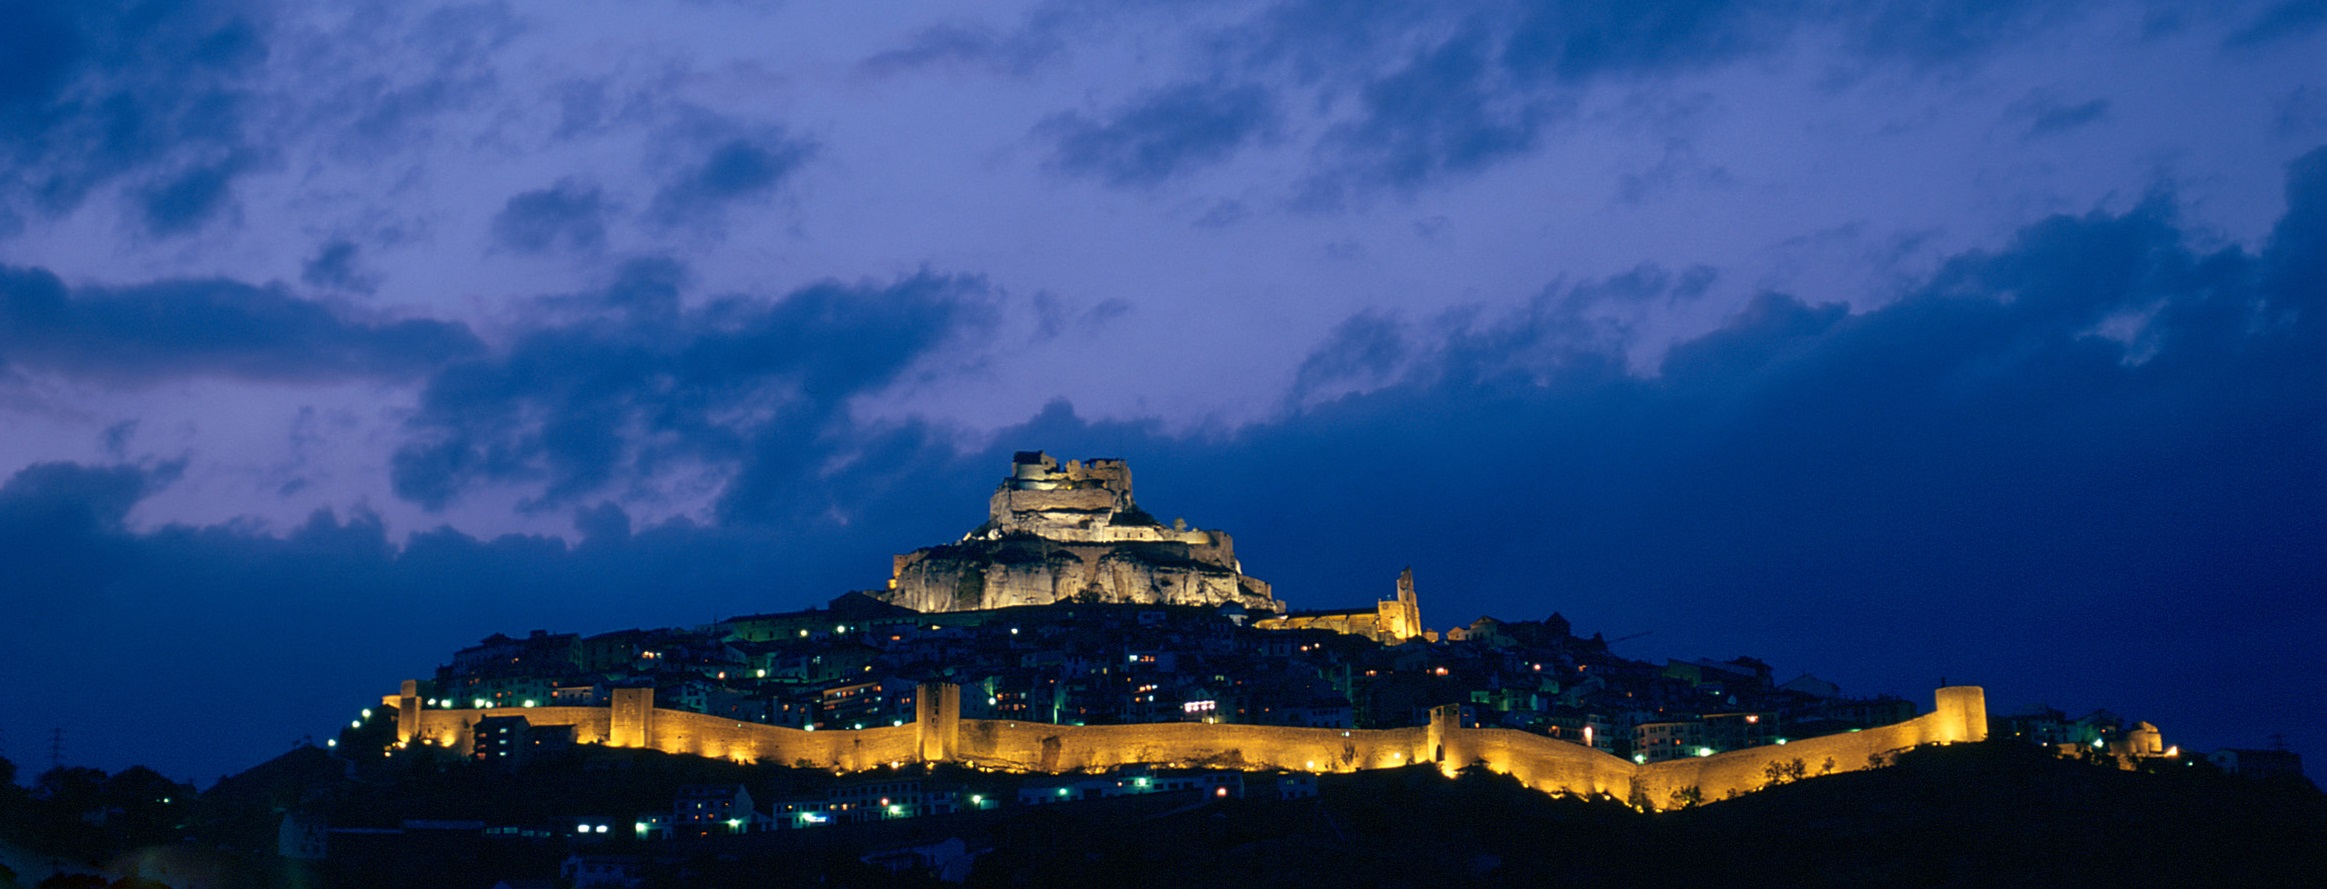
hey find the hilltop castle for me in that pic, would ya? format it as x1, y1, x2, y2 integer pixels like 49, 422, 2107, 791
876, 452, 1283, 614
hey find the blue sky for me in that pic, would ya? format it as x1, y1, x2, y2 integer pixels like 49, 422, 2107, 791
0, 0, 2321, 783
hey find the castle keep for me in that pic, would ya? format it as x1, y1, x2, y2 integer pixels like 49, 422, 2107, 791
878, 452, 1282, 614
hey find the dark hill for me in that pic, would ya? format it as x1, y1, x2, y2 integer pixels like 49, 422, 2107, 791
967, 741, 2326, 889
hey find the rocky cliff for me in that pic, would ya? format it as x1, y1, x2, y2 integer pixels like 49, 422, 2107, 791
876, 452, 1282, 613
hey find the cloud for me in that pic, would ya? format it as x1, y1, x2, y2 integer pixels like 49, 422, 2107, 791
1287, 310, 1409, 404
389, 259, 997, 513
298, 2, 524, 160
859, 20, 1061, 79
1317, 27, 1556, 194
1039, 81, 1280, 187
648, 132, 816, 226
0, 264, 484, 385
2224, 0, 2327, 50
0, 0, 268, 234
0, 465, 871, 782
1838, 0, 2066, 68
971, 0, 2094, 199
492, 178, 610, 255
2008, 92, 2112, 140
300, 239, 379, 293
1616, 138, 1736, 203
1500, 0, 1778, 85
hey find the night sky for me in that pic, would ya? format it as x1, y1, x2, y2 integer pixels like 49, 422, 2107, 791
1, 1, 2322, 785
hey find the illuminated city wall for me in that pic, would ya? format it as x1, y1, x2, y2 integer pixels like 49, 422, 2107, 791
388, 682, 1986, 810
953, 719, 1432, 773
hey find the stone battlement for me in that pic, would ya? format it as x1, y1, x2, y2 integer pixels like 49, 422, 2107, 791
388, 681, 1988, 811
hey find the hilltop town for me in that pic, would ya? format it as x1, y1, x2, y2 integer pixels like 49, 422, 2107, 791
410, 452, 1951, 765
7, 454, 2308, 889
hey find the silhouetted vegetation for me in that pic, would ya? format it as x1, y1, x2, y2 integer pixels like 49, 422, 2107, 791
3, 741, 2321, 887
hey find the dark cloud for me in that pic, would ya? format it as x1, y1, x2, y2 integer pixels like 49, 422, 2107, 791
0, 464, 881, 783
0, 461, 161, 625
1306, 28, 1555, 200
2009, 93, 2112, 140
492, 179, 609, 255
1287, 310, 1408, 404
300, 239, 379, 293
649, 133, 815, 226
1839, 0, 2067, 68
139, 154, 253, 235
996, 0, 2087, 198
1039, 81, 1280, 186
0, 0, 267, 234
1501, 0, 1777, 85
0, 264, 483, 384
304, 3, 522, 159
859, 20, 1061, 79
2277, 86, 2327, 138
2224, 0, 2327, 50
1616, 138, 1736, 203
389, 259, 996, 513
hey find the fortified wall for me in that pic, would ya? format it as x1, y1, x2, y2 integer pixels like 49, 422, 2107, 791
387, 680, 1988, 810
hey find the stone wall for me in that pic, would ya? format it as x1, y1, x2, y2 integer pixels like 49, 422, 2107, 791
386, 682, 1987, 811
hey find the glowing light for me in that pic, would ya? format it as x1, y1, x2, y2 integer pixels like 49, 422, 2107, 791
326, 739, 337, 747
1058, 788, 1070, 796
1215, 787, 1228, 797
351, 720, 362, 729
1695, 747, 1713, 757
523, 700, 537, 708
756, 669, 767, 678
360, 709, 372, 719
970, 794, 983, 805
1633, 754, 1648, 764
1775, 738, 1788, 745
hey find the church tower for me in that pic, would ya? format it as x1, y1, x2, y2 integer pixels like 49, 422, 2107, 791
1376, 567, 1423, 642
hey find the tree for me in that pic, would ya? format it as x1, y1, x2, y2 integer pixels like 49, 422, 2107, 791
1762, 758, 1807, 786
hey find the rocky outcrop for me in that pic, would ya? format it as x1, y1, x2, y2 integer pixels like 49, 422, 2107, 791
876, 452, 1281, 613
